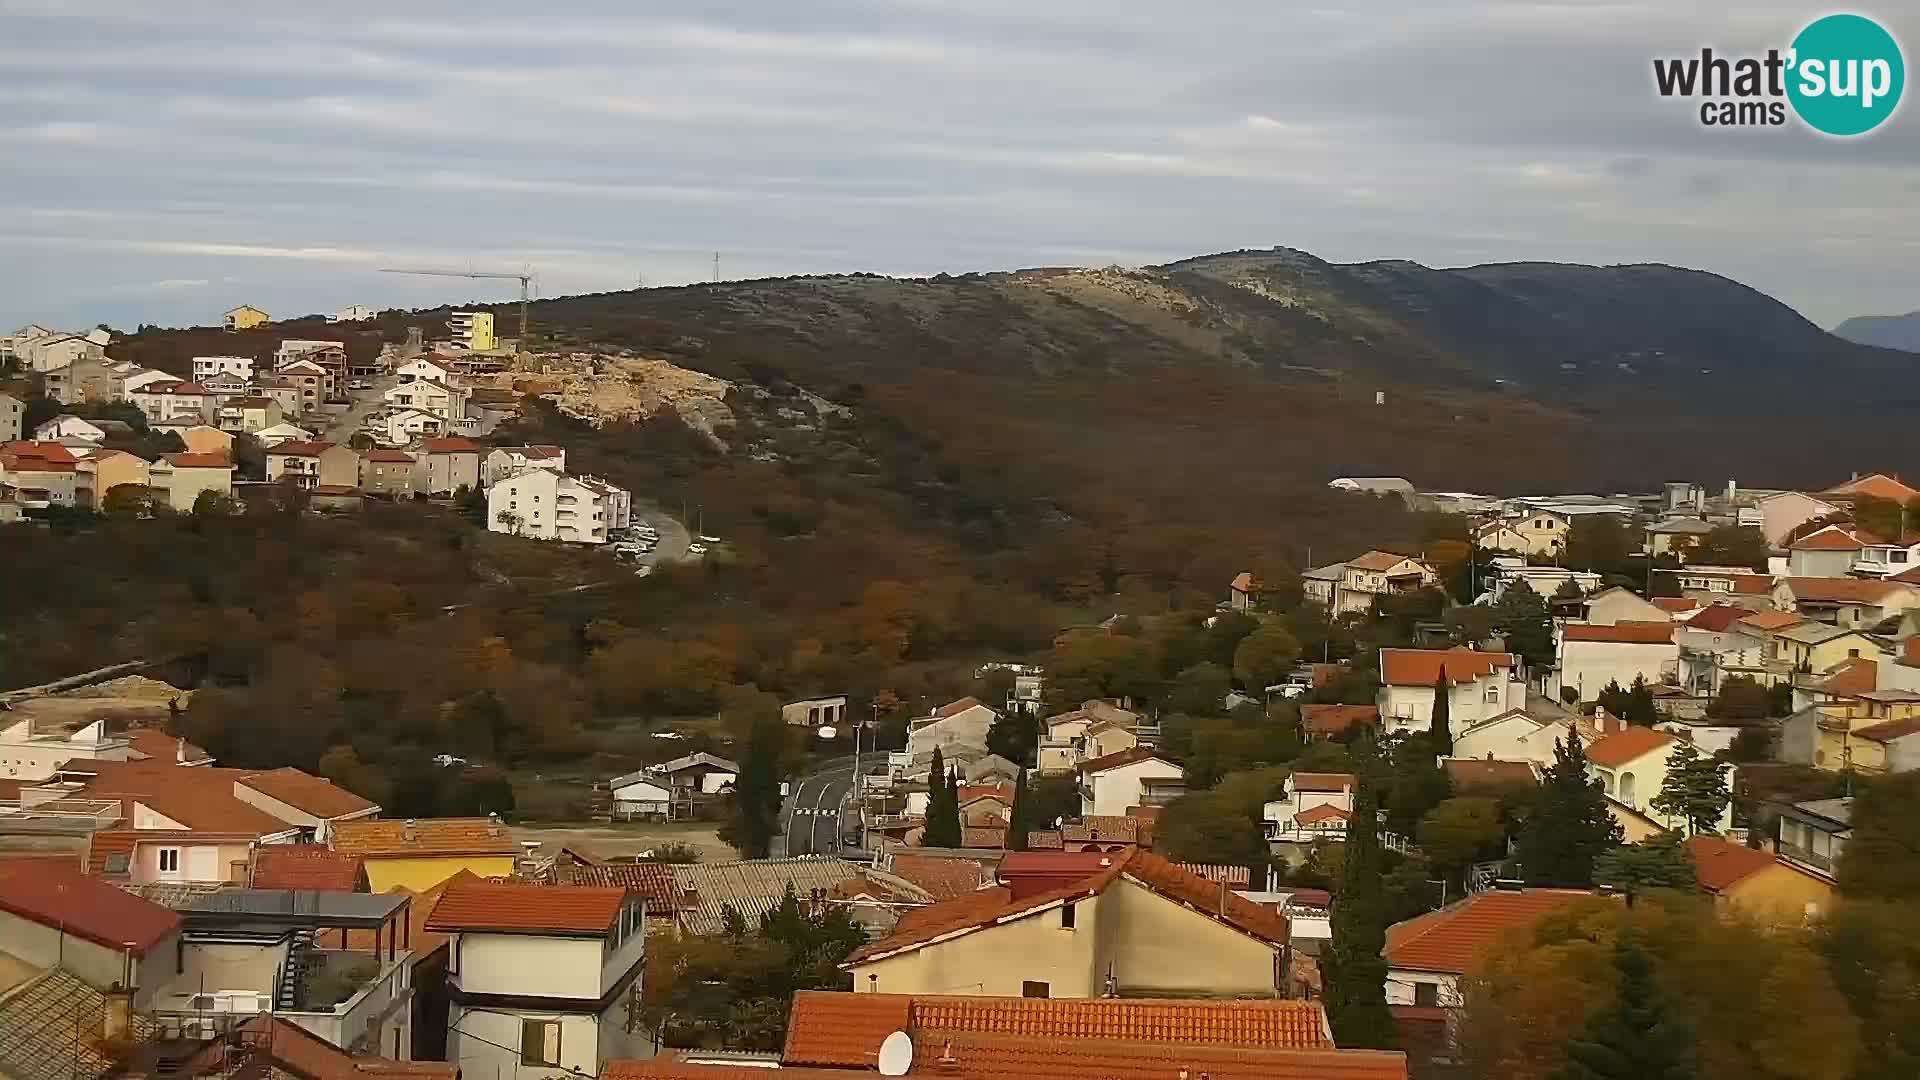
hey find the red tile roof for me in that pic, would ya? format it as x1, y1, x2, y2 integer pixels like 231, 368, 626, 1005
239, 767, 378, 819
331, 816, 519, 857
180, 1015, 457, 1080
1651, 597, 1698, 613
1818, 657, 1878, 696
935, 696, 987, 720
1294, 804, 1351, 826
956, 783, 1014, 805
1061, 815, 1140, 844
1684, 836, 1782, 893
1231, 571, 1255, 593
418, 436, 481, 453
554, 862, 682, 913
69, 762, 296, 835
960, 827, 1007, 849
267, 439, 338, 457
1585, 726, 1677, 768
1292, 771, 1356, 793
1783, 577, 1911, 604
1822, 473, 1920, 503
160, 452, 232, 468
1078, 747, 1176, 775
783, 991, 1332, 1067
1789, 524, 1878, 551
362, 449, 415, 463
609, 1041, 1407, 1080
1685, 604, 1751, 632
885, 853, 991, 901
1443, 759, 1542, 791
0, 863, 180, 954
1726, 574, 1777, 595
124, 729, 212, 765
252, 845, 366, 891
1378, 648, 1514, 686
1385, 889, 1598, 974
426, 880, 630, 936
1561, 622, 1675, 645
1302, 704, 1378, 737
1736, 610, 1805, 631
1350, 549, 1422, 572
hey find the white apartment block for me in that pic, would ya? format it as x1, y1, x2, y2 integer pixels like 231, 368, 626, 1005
487, 469, 627, 545
191, 355, 256, 381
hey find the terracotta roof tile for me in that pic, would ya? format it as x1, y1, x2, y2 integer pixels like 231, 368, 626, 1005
1231, 571, 1255, 593
1349, 549, 1422, 572
1684, 836, 1782, 893
1736, 610, 1805, 631
885, 853, 991, 900
362, 449, 416, 463
610, 1040, 1407, 1080
180, 1015, 457, 1080
1025, 830, 1065, 850
124, 729, 212, 765
70, 762, 295, 835
1818, 657, 1879, 696
239, 766, 378, 819
1788, 524, 1879, 551
330, 816, 519, 857
0, 863, 180, 954
1443, 759, 1541, 792
426, 880, 629, 936
1292, 771, 1357, 793
956, 783, 1014, 805
160, 452, 232, 468
1585, 725, 1677, 768
1686, 604, 1751, 632
1651, 597, 1698, 613
1783, 577, 1911, 604
1061, 815, 1139, 844
1822, 473, 1920, 503
1385, 889, 1599, 974
959, 827, 1006, 849
1301, 704, 1378, 736
267, 439, 338, 457
418, 436, 481, 453
1294, 804, 1351, 826
1562, 622, 1676, 645
1378, 648, 1515, 686
1078, 747, 1176, 774
935, 696, 987, 719
783, 992, 915, 1065
554, 862, 682, 912
252, 845, 366, 891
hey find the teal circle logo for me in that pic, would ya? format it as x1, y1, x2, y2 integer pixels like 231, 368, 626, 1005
1787, 14, 1904, 136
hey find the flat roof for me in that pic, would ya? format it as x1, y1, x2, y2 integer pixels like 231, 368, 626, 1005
181, 888, 408, 927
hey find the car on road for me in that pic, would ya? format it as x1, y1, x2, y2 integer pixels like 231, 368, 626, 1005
612, 542, 643, 555
349, 379, 374, 391
698, 534, 721, 544
687, 543, 709, 555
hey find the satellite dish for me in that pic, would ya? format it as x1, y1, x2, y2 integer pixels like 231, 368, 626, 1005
877, 1031, 914, 1077
817, 725, 839, 740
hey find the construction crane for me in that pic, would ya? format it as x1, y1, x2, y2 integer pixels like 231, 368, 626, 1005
379, 267, 535, 343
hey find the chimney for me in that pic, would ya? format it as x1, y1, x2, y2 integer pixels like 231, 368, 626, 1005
1727, 479, 1737, 503
403, 819, 417, 841
175, 737, 186, 763
487, 811, 503, 837
103, 983, 134, 1042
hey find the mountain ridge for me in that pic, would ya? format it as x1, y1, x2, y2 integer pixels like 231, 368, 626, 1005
1834, 310, 1920, 353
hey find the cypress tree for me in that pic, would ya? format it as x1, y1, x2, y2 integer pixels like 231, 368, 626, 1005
1518, 734, 1624, 886
922, 748, 962, 848
1557, 935, 1698, 1080
1325, 730, 1398, 1049
1004, 767, 1030, 850
1430, 664, 1453, 755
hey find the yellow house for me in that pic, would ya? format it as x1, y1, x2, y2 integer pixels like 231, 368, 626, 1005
844, 849, 1289, 998
169, 424, 236, 457
1774, 624, 1887, 673
330, 816, 520, 893
224, 305, 271, 330
1687, 835, 1835, 923
1790, 682, 1920, 774
75, 448, 150, 503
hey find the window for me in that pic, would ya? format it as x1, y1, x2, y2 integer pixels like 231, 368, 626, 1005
1021, 981, 1050, 999
1060, 902, 1076, 930
1414, 982, 1440, 1007
158, 848, 180, 873
521, 1020, 561, 1066
1483, 683, 1500, 703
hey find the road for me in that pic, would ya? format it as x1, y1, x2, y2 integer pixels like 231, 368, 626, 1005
630, 504, 691, 566
779, 758, 857, 858
321, 372, 398, 441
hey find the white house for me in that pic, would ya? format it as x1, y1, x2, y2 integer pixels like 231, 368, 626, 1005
1079, 748, 1183, 817
782, 696, 848, 728
1376, 648, 1522, 733
117, 368, 179, 400
487, 469, 619, 544
1585, 726, 1732, 832
18, 332, 104, 373
1302, 550, 1439, 615
1774, 577, 1920, 628
1385, 889, 1594, 1011
253, 422, 315, 448
0, 391, 21, 443
1787, 524, 1880, 578
1583, 587, 1674, 626
1261, 772, 1355, 845
1452, 708, 1607, 768
429, 880, 654, 1080
1482, 562, 1603, 603
904, 697, 999, 761
483, 445, 567, 488
191, 355, 256, 382
385, 379, 467, 420
397, 356, 459, 384
1553, 622, 1679, 702
385, 408, 452, 444
129, 382, 217, 425
606, 770, 672, 819
32, 415, 108, 443
328, 305, 375, 323
1037, 700, 1143, 774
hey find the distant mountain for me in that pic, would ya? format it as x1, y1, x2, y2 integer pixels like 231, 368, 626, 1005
1833, 310, 1920, 352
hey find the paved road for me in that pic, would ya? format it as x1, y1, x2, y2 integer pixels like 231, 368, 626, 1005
630, 504, 691, 567
321, 373, 399, 441
779, 759, 857, 857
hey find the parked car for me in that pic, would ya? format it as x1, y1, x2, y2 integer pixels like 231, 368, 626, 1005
698, 534, 721, 544
687, 543, 709, 555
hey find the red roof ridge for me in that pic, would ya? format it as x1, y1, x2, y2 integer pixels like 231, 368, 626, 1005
425, 880, 631, 935
1561, 622, 1676, 645
1078, 746, 1176, 774
1585, 725, 1677, 767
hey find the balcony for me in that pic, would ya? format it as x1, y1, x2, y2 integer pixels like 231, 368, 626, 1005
151, 947, 412, 1052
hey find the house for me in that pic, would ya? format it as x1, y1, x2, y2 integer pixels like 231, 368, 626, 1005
1376, 648, 1522, 733
1383, 889, 1599, 1012
1301, 703, 1379, 740
254, 376, 306, 417
1642, 516, 1715, 558
447, 311, 496, 351
1583, 587, 1674, 626
218, 395, 284, 433
330, 304, 375, 323
1772, 797, 1850, 881
397, 356, 459, 384
225, 304, 271, 330
0, 440, 84, 507
129, 381, 217, 424
1755, 491, 1841, 546
1774, 576, 1920, 627
232, 765, 380, 840
192, 355, 256, 381
1079, 748, 1183, 817
1662, 565, 1777, 606
607, 770, 673, 819
1584, 726, 1733, 832
907, 697, 999, 761
1303, 550, 1440, 615
118, 367, 180, 399
33, 414, 108, 443
1329, 476, 1415, 498
0, 391, 21, 442
1037, 700, 1143, 773
783, 695, 849, 728
1685, 835, 1835, 923
1504, 509, 1572, 557
957, 783, 1015, 829
147, 452, 234, 511
168, 422, 236, 456
385, 379, 468, 420
1821, 472, 1920, 506
1472, 520, 1532, 554
17, 331, 106, 373
1263, 772, 1356, 850
72, 447, 148, 503
41, 353, 124, 405
1451, 708, 1602, 767
254, 421, 317, 448
361, 448, 417, 497
1442, 758, 1543, 796
648, 751, 741, 797
386, 407, 452, 444
330, 816, 521, 892
1552, 622, 1677, 703
1787, 523, 1883, 577
1482, 562, 1603, 603
483, 444, 566, 487
844, 849, 1291, 999
413, 436, 483, 494
1773, 622, 1886, 676
267, 440, 360, 490
277, 357, 335, 409
277, 338, 349, 382
0, 863, 182, 1007
487, 468, 624, 544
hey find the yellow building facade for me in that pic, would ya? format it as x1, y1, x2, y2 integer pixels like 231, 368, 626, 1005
224, 305, 270, 330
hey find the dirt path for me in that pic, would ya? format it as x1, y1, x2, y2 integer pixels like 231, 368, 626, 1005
511, 822, 734, 862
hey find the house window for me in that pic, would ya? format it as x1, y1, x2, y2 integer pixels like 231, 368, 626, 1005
1483, 683, 1500, 703
158, 848, 180, 873
1022, 981, 1051, 999
520, 1020, 561, 1066
1060, 902, 1076, 929
1414, 982, 1440, 1007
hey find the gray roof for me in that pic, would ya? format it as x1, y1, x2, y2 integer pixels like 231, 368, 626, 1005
181, 888, 410, 927
1646, 517, 1716, 534
1302, 562, 1347, 581
1775, 621, 1857, 645
653, 751, 739, 776
1791, 797, 1853, 827
672, 857, 933, 936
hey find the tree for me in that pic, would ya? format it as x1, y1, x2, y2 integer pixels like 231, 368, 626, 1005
921, 748, 962, 848
1496, 581, 1555, 670
723, 709, 786, 858
1429, 666, 1453, 754
192, 488, 242, 516
1706, 675, 1770, 720
1167, 661, 1232, 717
1681, 525, 1768, 572
1232, 623, 1302, 693
1817, 900, 1920, 1080
985, 707, 1038, 766
1626, 676, 1657, 727
1553, 576, 1587, 602
1565, 515, 1637, 577
1518, 735, 1623, 887
1324, 732, 1396, 1049
1596, 679, 1630, 722
1837, 771, 1920, 899
1557, 935, 1698, 1080
1650, 742, 1729, 836
1384, 738, 1452, 841
1418, 797, 1504, 890
1004, 767, 1030, 850
1593, 832, 1696, 905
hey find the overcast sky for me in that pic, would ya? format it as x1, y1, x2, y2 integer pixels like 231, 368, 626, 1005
3, 1, 1916, 331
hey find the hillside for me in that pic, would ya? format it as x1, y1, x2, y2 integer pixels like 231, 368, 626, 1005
1834, 310, 1920, 353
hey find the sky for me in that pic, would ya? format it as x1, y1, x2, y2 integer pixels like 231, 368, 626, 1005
2, 1, 1917, 331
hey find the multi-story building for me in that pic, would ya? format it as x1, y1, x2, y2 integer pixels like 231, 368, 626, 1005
448, 311, 496, 351
225, 304, 271, 330
267, 440, 360, 491
218, 395, 285, 433
192, 355, 257, 381
482, 445, 566, 488
486, 469, 625, 544
414, 436, 483, 495
1302, 550, 1440, 615
1377, 648, 1522, 732
278, 339, 349, 391
384, 378, 467, 420
148, 451, 234, 512
0, 391, 22, 442
129, 381, 217, 425
276, 358, 336, 408
360, 449, 417, 498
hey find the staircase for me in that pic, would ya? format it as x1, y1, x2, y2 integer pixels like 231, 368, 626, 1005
275, 930, 316, 1011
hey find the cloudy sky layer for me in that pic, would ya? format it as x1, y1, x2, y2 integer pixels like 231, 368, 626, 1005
2, 1, 1917, 331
